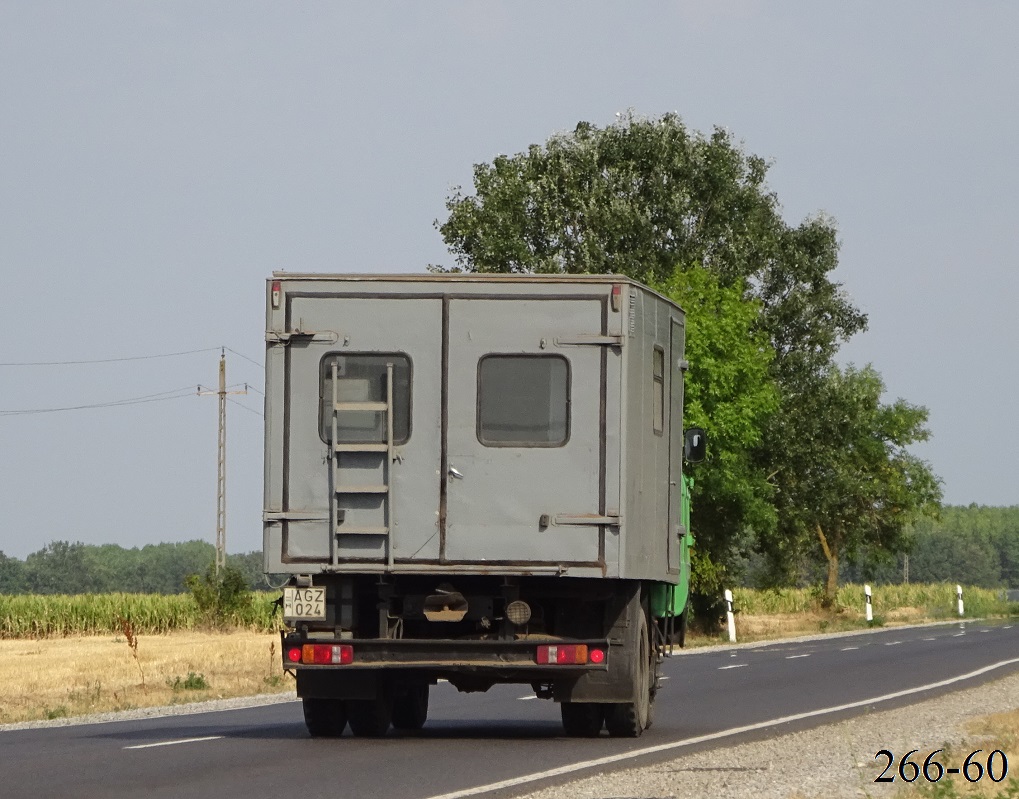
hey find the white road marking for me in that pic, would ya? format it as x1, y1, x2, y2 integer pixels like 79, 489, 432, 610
953, 633, 966, 637
718, 664, 747, 670
124, 736, 223, 750
923, 638, 936, 641
658, 676, 670, 681
841, 646, 859, 651
518, 695, 537, 701
785, 654, 810, 659
885, 641, 902, 646
420, 656, 1019, 799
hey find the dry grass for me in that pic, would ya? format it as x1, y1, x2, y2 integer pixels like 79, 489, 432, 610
0, 630, 291, 725
684, 607, 941, 648
890, 710, 1019, 798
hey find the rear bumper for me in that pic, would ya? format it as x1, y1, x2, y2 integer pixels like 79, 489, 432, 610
281, 632, 610, 675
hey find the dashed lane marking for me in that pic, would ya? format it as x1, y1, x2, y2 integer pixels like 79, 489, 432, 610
124, 736, 223, 750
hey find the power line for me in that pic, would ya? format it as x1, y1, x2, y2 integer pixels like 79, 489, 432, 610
227, 396, 263, 417
0, 387, 196, 416
223, 347, 264, 370
0, 345, 265, 369
0, 347, 221, 367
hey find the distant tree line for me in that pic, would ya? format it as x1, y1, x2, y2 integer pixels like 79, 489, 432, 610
0, 541, 277, 595
743, 504, 1019, 591
3, 504, 1014, 597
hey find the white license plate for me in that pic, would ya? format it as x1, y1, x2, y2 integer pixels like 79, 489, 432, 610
283, 587, 326, 620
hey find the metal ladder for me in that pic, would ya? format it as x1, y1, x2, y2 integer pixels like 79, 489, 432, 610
330, 361, 395, 568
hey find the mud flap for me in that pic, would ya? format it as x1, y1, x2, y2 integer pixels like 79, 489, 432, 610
297, 669, 379, 701
554, 582, 644, 704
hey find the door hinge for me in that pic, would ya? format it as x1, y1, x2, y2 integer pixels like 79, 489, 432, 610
552, 335, 624, 348
266, 329, 339, 345
263, 510, 329, 523
551, 514, 622, 526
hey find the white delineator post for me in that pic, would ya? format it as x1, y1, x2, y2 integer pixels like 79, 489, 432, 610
957, 584, 964, 617
864, 584, 873, 622
725, 589, 736, 643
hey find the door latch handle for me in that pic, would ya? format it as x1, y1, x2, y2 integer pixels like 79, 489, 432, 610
448, 466, 464, 480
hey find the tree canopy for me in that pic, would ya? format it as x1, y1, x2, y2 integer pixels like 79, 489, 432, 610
438, 112, 941, 610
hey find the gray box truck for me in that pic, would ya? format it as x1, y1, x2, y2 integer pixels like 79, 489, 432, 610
263, 273, 704, 738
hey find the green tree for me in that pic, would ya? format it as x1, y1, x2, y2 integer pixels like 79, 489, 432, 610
905, 505, 1019, 589
909, 522, 1002, 588
438, 112, 866, 370
24, 541, 92, 594
0, 552, 26, 593
769, 365, 941, 603
651, 268, 778, 602
185, 564, 251, 628
437, 112, 869, 609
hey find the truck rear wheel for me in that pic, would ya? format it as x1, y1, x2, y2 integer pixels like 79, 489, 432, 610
302, 697, 348, 737
391, 684, 429, 731
604, 612, 652, 738
347, 692, 394, 737
560, 702, 604, 737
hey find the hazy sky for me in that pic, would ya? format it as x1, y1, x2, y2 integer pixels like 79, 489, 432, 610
2, 3, 1016, 560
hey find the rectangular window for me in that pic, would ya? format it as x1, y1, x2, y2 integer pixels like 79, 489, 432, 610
319, 353, 411, 444
652, 346, 665, 436
478, 355, 569, 447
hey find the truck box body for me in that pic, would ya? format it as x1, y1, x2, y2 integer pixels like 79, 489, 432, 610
263, 273, 696, 738
264, 273, 689, 582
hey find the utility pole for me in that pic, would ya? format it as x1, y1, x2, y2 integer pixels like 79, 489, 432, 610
199, 349, 247, 574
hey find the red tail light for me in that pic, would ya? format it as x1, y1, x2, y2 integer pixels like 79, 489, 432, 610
536, 644, 588, 665
299, 644, 353, 665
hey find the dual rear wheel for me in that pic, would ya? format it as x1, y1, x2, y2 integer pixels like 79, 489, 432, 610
302, 683, 429, 738
560, 611, 655, 738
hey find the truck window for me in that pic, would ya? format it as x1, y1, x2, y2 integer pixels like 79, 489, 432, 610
652, 345, 664, 436
319, 353, 411, 444
477, 355, 569, 447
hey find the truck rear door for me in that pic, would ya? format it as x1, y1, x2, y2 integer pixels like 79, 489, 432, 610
270, 285, 612, 572
443, 297, 607, 567
276, 296, 443, 566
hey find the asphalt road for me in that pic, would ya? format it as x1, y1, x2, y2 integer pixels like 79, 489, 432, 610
4, 620, 1017, 799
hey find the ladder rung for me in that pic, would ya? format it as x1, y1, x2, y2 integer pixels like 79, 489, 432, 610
335, 401, 388, 412
336, 526, 389, 536
334, 443, 389, 452
336, 485, 389, 494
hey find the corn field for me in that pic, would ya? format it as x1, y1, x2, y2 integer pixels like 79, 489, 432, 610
732, 583, 1013, 618
0, 592, 280, 638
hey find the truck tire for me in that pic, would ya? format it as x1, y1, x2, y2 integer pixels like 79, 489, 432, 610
391, 684, 429, 731
560, 702, 604, 737
302, 697, 348, 737
604, 611, 652, 738
347, 693, 394, 737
